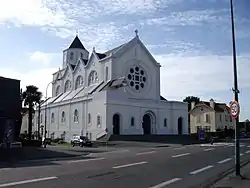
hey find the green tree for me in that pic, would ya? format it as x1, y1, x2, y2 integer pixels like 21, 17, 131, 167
183, 96, 200, 112
22, 85, 42, 141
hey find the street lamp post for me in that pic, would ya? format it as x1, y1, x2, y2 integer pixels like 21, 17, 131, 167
229, 0, 240, 176
44, 80, 53, 148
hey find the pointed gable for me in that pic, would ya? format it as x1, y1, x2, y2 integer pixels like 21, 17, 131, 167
68, 35, 85, 50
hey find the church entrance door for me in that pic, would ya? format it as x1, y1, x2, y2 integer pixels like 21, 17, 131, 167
178, 117, 183, 135
142, 114, 151, 135
113, 114, 120, 135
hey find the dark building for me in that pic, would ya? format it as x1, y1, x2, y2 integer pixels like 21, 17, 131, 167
0, 76, 22, 143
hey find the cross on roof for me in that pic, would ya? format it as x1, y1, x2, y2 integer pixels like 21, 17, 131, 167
135, 29, 138, 36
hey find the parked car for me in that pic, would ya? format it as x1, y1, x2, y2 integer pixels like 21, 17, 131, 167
71, 135, 92, 147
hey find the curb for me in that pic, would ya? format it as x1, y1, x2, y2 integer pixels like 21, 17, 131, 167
198, 160, 250, 188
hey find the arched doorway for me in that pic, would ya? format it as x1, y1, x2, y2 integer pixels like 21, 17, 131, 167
113, 114, 120, 135
142, 114, 151, 135
178, 117, 183, 135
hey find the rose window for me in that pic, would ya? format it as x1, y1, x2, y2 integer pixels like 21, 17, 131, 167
127, 66, 146, 91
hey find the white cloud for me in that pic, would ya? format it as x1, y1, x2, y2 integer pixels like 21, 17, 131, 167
0, 67, 57, 98
29, 51, 61, 66
157, 54, 250, 100
0, 0, 73, 27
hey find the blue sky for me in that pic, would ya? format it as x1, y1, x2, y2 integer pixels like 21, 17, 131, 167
0, 0, 249, 121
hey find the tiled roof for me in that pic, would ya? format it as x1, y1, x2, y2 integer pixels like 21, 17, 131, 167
199, 101, 228, 112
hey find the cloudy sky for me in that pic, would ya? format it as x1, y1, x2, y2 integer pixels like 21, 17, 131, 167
0, 0, 249, 121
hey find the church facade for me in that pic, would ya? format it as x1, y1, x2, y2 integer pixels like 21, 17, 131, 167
36, 32, 188, 142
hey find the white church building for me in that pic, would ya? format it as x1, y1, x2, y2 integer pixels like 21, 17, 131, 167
36, 31, 188, 142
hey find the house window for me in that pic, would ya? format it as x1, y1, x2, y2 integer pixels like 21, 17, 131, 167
75, 76, 83, 89
97, 115, 101, 127
80, 52, 84, 59
220, 114, 222, 122
197, 126, 202, 132
196, 115, 200, 123
205, 114, 210, 123
51, 113, 54, 123
40, 114, 43, 123
164, 118, 167, 127
61, 111, 66, 123
70, 52, 74, 60
74, 109, 79, 123
131, 117, 135, 126
88, 113, 91, 124
105, 67, 109, 81
225, 115, 228, 122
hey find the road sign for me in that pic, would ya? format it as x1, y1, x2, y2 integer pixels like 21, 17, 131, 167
230, 101, 240, 119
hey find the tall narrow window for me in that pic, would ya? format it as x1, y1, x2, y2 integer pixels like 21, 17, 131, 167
55, 85, 60, 96
70, 52, 74, 60
105, 67, 109, 81
51, 113, 54, 123
196, 115, 200, 123
61, 111, 66, 123
97, 115, 101, 127
164, 118, 167, 127
220, 114, 222, 122
64, 80, 71, 92
88, 71, 98, 86
88, 113, 91, 124
80, 52, 84, 59
40, 114, 43, 123
205, 114, 210, 123
131, 117, 135, 126
74, 109, 79, 123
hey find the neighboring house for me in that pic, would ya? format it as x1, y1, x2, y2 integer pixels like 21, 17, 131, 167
189, 99, 236, 134
35, 32, 188, 142
0, 77, 22, 143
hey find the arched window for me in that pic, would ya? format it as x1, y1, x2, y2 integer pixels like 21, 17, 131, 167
64, 80, 71, 92
80, 52, 84, 59
75, 76, 83, 89
55, 85, 60, 96
88, 71, 98, 86
164, 118, 167, 127
61, 111, 66, 123
74, 109, 79, 123
105, 67, 109, 81
97, 115, 101, 127
70, 52, 74, 60
131, 117, 135, 126
51, 113, 54, 123
88, 113, 91, 124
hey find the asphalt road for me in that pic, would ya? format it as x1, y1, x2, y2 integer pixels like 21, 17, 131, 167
1, 142, 250, 188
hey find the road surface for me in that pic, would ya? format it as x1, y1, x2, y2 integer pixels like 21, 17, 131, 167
1, 142, 250, 188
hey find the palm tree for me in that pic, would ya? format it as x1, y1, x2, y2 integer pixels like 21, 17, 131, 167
22, 85, 42, 141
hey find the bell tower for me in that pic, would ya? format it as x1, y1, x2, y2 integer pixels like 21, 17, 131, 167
62, 35, 89, 68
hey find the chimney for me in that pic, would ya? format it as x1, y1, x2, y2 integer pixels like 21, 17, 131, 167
209, 98, 215, 109
191, 101, 196, 110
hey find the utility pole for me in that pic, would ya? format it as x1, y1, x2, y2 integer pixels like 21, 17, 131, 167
229, 0, 240, 176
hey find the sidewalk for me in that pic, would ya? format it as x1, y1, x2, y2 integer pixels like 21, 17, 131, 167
212, 162, 250, 188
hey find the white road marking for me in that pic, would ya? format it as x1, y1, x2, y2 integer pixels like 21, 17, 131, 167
247, 146, 250, 148
0, 177, 58, 187
149, 178, 182, 188
240, 145, 245, 147
112, 161, 148, 169
218, 158, 232, 164
245, 150, 250, 154
190, 165, 214, 175
136, 151, 156, 155
204, 148, 215, 151
172, 153, 190, 158
240, 153, 244, 156
68, 157, 105, 163
174, 147, 186, 150
94, 150, 130, 155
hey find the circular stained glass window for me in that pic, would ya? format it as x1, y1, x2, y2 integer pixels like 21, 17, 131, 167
127, 66, 147, 92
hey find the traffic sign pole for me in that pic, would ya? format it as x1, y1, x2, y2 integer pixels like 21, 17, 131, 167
229, 0, 240, 176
